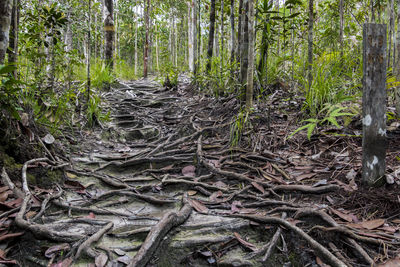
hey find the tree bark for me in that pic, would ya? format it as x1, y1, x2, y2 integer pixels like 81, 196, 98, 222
220, 0, 224, 70
395, 0, 400, 116
206, 0, 216, 72
246, 0, 255, 110
0, 0, 12, 64
104, 0, 115, 69
339, 0, 344, 59
188, 2, 194, 72
240, 0, 249, 85
237, 0, 243, 64
307, 0, 314, 90
7, 0, 18, 78
230, 0, 235, 65
143, 0, 150, 77
87, 0, 91, 106
134, 3, 138, 76
388, 0, 394, 68
192, 0, 198, 74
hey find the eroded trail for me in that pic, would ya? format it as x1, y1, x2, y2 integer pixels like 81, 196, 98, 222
10, 78, 399, 267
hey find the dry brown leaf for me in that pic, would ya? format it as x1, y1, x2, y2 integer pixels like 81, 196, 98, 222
233, 232, 257, 251
330, 208, 353, 222
0, 232, 24, 242
378, 258, 400, 267
182, 165, 196, 177
188, 199, 208, 214
316, 256, 330, 267
25, 211, 37, 219
251, 182, 265, 193
296, 173, 316, 182
0, 192, 8, 202
95, 253, 108, 267
359, 219, 385, 230
187, 190, 197, 196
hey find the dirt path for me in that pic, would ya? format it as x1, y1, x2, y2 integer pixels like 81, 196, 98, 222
6, 78, 400, 266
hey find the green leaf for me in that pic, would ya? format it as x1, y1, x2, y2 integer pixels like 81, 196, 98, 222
0, 65, 17, 75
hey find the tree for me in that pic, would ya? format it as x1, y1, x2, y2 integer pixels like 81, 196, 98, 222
240, 0, 249, 85
245, 0, 255, 110
206, 0, 216, 72
143, 0, 150, 77
104, 0, 115, 69
7, 0, 19, 78
0, 0, 13, 64
395, 0, 400, 116
307, 0, 314, 90
230, 0, 235, 66
339, 0, 344, 59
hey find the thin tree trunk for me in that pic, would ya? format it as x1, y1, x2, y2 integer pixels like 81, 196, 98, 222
230, 0, 235, 65
175, 18, 178, 67
192, 0, 198, 74
104, 0, 115, 69
143, 0, 150, 77
7, 0, 18, 78
240, 0, 249, 85
155, 24, 159, 72
307, 0, 314, 90
206, 0, 216, 72
188, 2, 194, 72
339, 0, 344, 59
87, 0, 91, 106
197, 0, 201, 71
395, 0, 400, 116
246, 0, 255, 109
237, 0, 243, 64
220, 0, 224, 70
371, 0, 375, 22
134, 4, 138, 76
0, 0, 12, 64
388, 0, 394, 68
275, 0, 280, 56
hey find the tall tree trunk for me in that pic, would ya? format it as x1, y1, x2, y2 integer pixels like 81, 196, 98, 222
237, 0, 243, 64
246, 0, 255, 109
206, 0, 216, 72
175, 18, 178, 67
339, 0, 344, 59
65, 9, 73, 53
388, 0, 394, 68
197, 0, 201, 71
307, 0, 314, 90
192, 0, 198, 74
0, 0, 12, 64
220, 0, 224, 70
395, 0, 400, 116
230, 0, 235, 65
87, 0, 91, 106
240, 0, 249, 85
188, 2, 194, 72
134, 4, 138, 76
155, 24, 159, 72
7, 0, 18, 78
104, 0, 115, 69
143, 0, 150, 77
371, 0, 375, 22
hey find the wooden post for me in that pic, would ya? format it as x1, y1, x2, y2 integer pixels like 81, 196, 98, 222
362, 23, 387, 186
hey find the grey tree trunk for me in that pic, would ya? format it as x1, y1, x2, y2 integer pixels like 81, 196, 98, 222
65, 10, 73, 53
230, 0, 235, 65
339, 0, 344, 59
143, 0, 150, 77
371, 0, 375, 22
206, 0, 216, 72
220, 0, 224, 70
192, 0, 198, 74
245, 0, 255, 110
104, 0, 115, 69
237, 0, 243, 64
0, 0, 12, 64
395, 0, 400, 116
7, 0, 18, 78
240, 0, 249, 85
307, 0, 314, 90
362, 23, 387, 186
188, 2, 194, 72
87, 0, 91, 105
388, 0, 394, 68
134, 4, 138, 76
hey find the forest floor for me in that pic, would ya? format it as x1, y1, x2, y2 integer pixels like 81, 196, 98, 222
2, 77, 400, 267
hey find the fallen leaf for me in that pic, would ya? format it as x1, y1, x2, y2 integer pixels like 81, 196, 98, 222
296, 173, 316, 182
0, 187, 9, 194
95, 253, 108, 267
330, 208, 353, 223
214, 181, 228, 189
313, 179, 327, 187
65, 172, 77, 179
0, 192, 8, 202
233, 232, 257, 251
378, 258, 400, 267
359, 219, 385, 230
379, 226, 397, 233
25, 211, 37, 219
187, 190, 197, 196
113, 249, 126, 256
42, 133, 55, 144
182, 165, 196, 177
316, 256, 330, 267
45, 243, 70, 258
392, 219, 400, 224
117, 255, 131, 265
251, 182, 265, 193
209, 191, 223, 201
188, 199, 208, 214
231, 201, 241, 213
0, 232, 24, 242
85, 212, 96, 219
